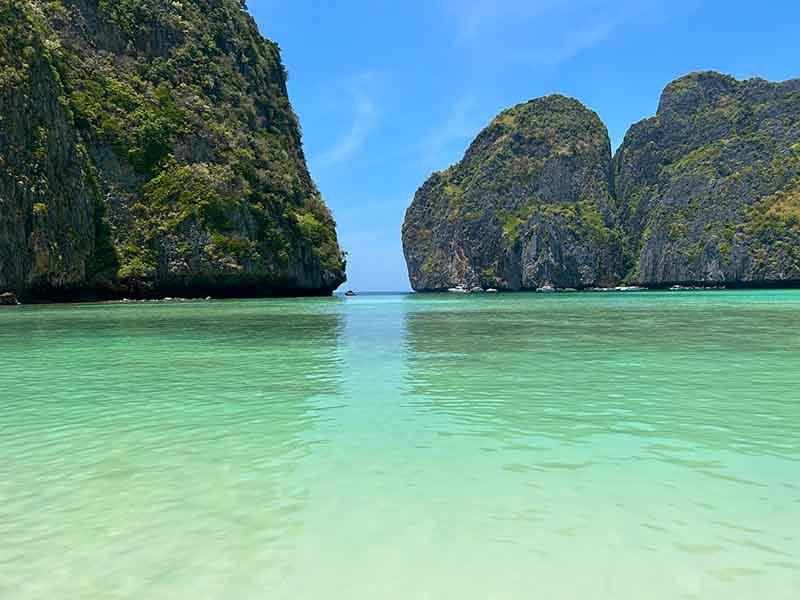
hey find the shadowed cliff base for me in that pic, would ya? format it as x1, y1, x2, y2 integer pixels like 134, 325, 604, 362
17, 280, 342, 304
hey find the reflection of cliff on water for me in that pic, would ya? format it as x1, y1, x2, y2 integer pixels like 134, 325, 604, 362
402, 295, 800, 458
0, 299, 345, 595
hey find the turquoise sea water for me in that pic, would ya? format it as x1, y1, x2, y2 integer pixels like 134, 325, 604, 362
1, 291, 799, 599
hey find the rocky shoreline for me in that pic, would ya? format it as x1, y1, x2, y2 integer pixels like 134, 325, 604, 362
0, 292, 20, 306
440, 287, 714, 295
439, 282, 800, 294
442, 286, 704, 294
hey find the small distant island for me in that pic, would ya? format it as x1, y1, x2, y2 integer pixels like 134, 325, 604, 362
403, 72, 800, 292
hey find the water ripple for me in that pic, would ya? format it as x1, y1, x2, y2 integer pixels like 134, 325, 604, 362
1, 292, 799, 598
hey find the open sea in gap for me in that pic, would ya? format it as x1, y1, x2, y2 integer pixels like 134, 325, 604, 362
1, 290, 798, 599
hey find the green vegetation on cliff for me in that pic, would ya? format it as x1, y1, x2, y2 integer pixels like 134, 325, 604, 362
0, 0, 345, 300
614, 71, 800, 284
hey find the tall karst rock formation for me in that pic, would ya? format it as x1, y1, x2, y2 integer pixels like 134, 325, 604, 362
403, 72, 800, 291
403, 95, 622, 291
0, 0, 345, 301
614, 72, 800, 285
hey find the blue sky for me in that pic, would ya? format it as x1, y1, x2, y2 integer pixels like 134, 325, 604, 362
248, 0, 800, 292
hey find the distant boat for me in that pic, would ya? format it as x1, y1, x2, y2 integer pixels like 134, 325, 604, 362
345, 290, 356, 296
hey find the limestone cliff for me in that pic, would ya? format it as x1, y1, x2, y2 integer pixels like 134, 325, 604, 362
404, 73, 800, 291
0, 0, 345, 300
402, 95, 622, 291
615, 72, 800, 286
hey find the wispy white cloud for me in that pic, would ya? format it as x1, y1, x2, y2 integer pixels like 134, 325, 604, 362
316, 74, 380, 167
446, 0, 557, 42
520, 15, 623, 66
421, 95, 483, 166
442, 0, 661, 67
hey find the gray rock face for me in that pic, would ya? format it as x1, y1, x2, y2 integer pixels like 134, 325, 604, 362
402, 95, 622, 291
0, 3, 104, 298
615, 72, 800, 286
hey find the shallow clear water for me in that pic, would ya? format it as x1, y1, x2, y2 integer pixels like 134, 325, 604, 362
1, 291, 799, 599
